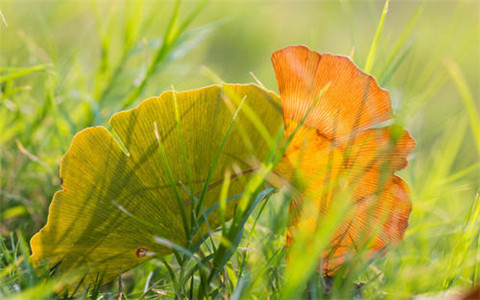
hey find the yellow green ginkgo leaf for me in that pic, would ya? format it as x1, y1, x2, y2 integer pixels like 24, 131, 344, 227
30, 83, 282, 289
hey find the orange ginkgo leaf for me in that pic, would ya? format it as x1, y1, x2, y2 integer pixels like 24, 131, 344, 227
271, 45, 415, 275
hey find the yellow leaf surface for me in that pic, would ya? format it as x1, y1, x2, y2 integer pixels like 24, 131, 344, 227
30, 84, 282, 289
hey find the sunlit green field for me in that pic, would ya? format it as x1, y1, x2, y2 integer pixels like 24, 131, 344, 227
1, 0, 479, 299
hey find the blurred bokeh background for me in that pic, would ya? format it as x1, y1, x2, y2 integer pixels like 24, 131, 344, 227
1, 0, 479, 298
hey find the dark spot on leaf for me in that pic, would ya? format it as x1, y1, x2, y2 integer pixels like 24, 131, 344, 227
135, 247, 148, 258
60, 177, 63, 185
315, 129, 332, 141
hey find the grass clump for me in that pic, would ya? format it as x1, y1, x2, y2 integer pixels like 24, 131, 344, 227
1, 0, 479, 299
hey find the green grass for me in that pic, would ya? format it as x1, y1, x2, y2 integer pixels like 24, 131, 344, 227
1, 0, 479, 299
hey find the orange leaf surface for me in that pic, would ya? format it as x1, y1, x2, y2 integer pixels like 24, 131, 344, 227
272, 45, 415, 275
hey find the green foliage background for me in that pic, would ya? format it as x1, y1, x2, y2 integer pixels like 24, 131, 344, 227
0, 0, 479, 298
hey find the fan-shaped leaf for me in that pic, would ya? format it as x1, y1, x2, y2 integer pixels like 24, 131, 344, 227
30, 84, 282, 289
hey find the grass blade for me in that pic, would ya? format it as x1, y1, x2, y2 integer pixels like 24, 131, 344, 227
364, 0, 390, 73
444, 58, 480, 156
